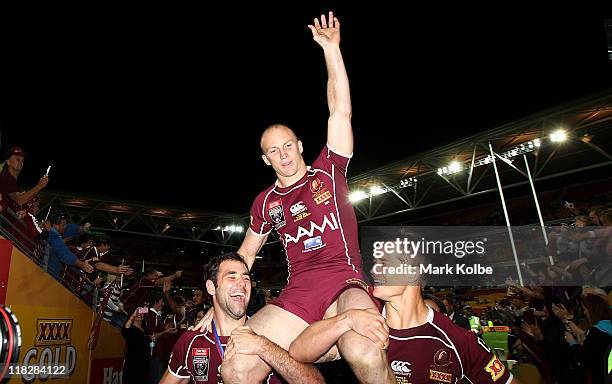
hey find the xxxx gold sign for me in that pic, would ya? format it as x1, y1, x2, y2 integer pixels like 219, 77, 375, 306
35, 319, 73, 346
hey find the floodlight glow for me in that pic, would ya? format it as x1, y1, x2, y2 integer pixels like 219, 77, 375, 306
448, 161, 461, 173
550, 129, 567, 143
214, 224, 243, 233
438, 161, 462, 176
400, 177, 417, 188
349, 190, 368, 203
370, 185, 386, 196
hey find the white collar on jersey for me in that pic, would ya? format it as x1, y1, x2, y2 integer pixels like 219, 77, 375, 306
150, 308, 162, 316
382, 304, 434, 325
274, 166, 312, 188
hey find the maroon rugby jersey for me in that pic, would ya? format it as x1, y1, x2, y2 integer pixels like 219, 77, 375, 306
168, 330, 226, 383
387, 307, 512, 384
168, 330, 286, 384
80, 246, 105, 281
121, 277, 155, 314
249, 145, 361, 283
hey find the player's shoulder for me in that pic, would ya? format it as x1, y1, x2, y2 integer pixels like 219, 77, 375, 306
175, 330, 213, 348
253, 184, 277, 204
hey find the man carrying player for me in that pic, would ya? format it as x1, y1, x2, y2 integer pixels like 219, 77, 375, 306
210, 11, 395, 384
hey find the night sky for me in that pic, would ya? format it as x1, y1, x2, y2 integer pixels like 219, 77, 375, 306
2, 4, 611, 214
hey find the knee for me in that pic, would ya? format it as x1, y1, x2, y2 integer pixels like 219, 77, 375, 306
338, 330, 387, 368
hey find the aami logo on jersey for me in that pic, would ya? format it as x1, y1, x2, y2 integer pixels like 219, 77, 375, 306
310, 178, 332, 205
290, 201, 311, 222
284, 212, 339, 245
484, 355, 505, 381
268, 200, 286, 229
390, 360, 411, 377
35, 319, 72, 345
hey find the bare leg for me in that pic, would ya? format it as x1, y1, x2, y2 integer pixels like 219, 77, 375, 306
327, 288, 397, 384
221, 304, 308, 384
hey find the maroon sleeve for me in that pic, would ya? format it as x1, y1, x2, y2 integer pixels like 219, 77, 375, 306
460, 332, 512, 384
249, 191, 272, 236
0, 170, 20, 195
167, 334, 191, 378
311, 145, 351, 177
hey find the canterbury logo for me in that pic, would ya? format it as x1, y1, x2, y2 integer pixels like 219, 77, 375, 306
390, 360, 411, 375
35, 319, 72, 345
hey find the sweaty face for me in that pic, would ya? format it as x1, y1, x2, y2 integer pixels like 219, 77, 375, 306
212, 260, 251, 320
261, 127, 304, 179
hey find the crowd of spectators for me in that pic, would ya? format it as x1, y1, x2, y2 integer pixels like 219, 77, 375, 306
1, 144, 609, 383
421, 284, 611, 383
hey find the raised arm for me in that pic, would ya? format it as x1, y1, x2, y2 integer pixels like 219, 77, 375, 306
308, 11, 353, 156
95, 262, 133, 276
163, 280, 182, 315
224, 326, 325, 384
10, 176, 48, 206
48, 232, 94, 274
238, 229, 268, 270
155, 271, 183, 286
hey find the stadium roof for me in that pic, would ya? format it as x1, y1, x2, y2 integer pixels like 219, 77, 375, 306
346, 89, 612, 223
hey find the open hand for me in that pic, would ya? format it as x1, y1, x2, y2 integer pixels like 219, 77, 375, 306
308, 11, 340, 48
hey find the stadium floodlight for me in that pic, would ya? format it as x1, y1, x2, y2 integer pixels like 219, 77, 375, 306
224, 225, 244, 233
349, 190, 369, 203
550, 129, 567, 143
473, 138, 542, 168
438, 161, 462, 176
400, 177, 417, 188
213, 224, 243, 233
448, 161, 461, 173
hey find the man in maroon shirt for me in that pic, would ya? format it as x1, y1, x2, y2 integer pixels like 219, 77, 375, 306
289, 254, 519, 384
0, 147, 48, 212
205, 12, 393, 384
79, 239, 133, 284
161, 252, 323, 384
